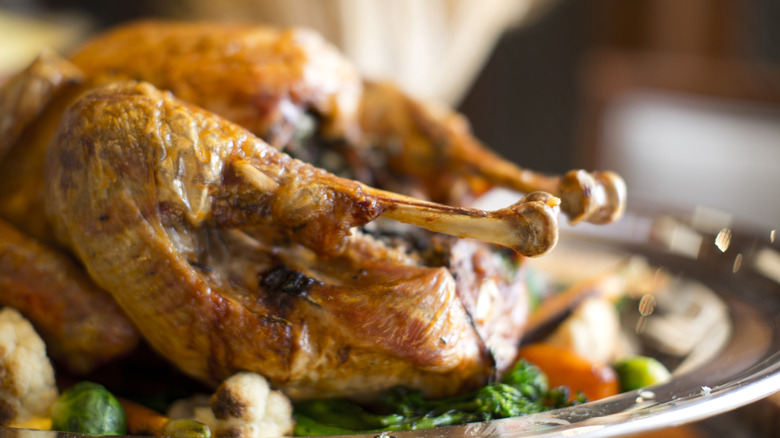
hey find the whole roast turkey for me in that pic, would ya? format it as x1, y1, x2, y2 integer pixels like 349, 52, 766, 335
0, 21, 625, 401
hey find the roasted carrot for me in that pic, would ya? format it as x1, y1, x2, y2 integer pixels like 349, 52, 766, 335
118, 397, 169, 436
118, 397, 211, 437
516, 343, 619, 401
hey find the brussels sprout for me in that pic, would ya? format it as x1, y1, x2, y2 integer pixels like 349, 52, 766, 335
51, 381, 127, 436
613, 356, 672, 392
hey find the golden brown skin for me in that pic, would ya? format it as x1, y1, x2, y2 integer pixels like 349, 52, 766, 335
70, 20, 363, 148
0, 49, 82, 162
0, 218, 139, 373
0, 52, 140, 373
0, 71, 90, 243
45, 81, 509, 400
448, 240, 530, 373
0, 51, 85, 243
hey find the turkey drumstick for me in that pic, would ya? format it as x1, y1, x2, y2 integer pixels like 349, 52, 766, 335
359, 82, 626, 224
47, 80, 559, 258
235, 160, 560, 257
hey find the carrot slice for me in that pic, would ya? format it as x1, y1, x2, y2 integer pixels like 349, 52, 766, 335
118, 397, 169, 436
516, 343, 619, 401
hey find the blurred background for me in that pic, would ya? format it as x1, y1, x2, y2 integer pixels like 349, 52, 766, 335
1, 0, 779, 435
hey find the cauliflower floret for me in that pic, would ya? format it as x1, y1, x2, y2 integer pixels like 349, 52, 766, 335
169, 372, 294, 438
0, 307, 59, 428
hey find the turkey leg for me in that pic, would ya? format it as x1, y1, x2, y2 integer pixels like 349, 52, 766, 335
359, 82, 626, 224
235, 160, 560, 257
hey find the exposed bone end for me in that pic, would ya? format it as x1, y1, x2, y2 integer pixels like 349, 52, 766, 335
500, 192, 560, 257
377, 190, 560, 258
558, 170, 627, 225
590, 171, 627, 225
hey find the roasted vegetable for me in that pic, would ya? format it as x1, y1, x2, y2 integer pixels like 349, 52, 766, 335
516, 343, 620, 401
50, 381, 127, 436
293, 359, 583, 435
192, 372, 294, 438
119, 396, 211, 438
613, 356, 672, 391
0, 307, 59, 428
166, 372, 294, 438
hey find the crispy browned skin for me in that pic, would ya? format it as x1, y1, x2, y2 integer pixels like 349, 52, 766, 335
448, 240, 530, 373
45, 81, 505, 400
70, 20, 363, 148
0, 52, 140, 373
0, 218, 139, 373
0, 51, 85, 243
0, 78, 90, 244
0, 50, 82, 162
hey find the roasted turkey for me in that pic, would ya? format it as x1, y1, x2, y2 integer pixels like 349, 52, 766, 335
0, 21, 625, 400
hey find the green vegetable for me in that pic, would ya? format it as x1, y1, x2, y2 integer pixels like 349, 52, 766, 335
293, 359, 583, 436
613, 356, 672, 391
51, 381, 127, 436
162, 419, 212, 438
294, 398, 405, 430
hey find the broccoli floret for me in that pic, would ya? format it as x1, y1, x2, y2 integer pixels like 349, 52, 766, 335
295, 398, 404, 430
500, 358, 549, 401
293, 359, 584, 435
